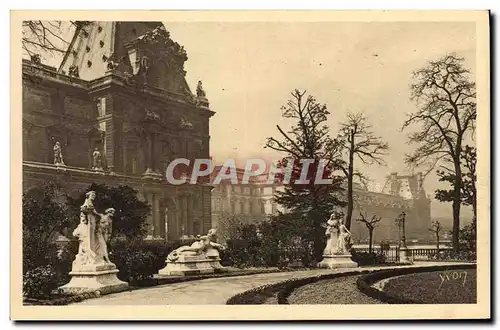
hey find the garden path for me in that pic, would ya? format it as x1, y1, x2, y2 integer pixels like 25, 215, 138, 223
76, 261, 469, 305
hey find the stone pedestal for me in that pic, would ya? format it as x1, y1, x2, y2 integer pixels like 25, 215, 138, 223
58, 263, 128, 295
158, 254, 228, 277
399, 248, 413, 264
317, 255, 358, 269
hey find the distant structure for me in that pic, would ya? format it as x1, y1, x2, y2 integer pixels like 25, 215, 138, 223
22, 22, 214, 241
350, 172, 431, 244
210, 167, 431, 244
210, 166, 284, 231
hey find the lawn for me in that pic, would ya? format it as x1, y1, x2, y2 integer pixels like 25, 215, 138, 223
382, 269, 476, 304
288, 275, 385, 304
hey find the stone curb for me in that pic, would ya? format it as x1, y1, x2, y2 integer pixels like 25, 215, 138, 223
226, 269, 373, 305
226, 263, 477, 305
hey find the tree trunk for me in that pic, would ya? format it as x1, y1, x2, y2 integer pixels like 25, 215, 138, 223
368, 230, 373, 254
452, 160, 462, 252
436, 233, 440, 253
345, 133, 355, 230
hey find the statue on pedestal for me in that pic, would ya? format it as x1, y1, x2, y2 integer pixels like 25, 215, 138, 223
323, 213, 352, 256
317, 211, 358, 269
158, 229, 228, 276
59, 191, 128, 294
167, 229, 225, 262
53, 141, 65, 166
73, 191, 113, 267
196, 80, 206, 98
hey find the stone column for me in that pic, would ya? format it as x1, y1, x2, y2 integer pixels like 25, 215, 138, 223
151, 133, 157, 171
146, 134, 153, 172
180, 195, 188, 237
146, 193, 154, 238
153, 193, 161, 237
187, 195, 194, 235
158, 199, 167, 239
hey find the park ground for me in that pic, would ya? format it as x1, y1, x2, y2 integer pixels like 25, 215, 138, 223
75, 261, 470, 305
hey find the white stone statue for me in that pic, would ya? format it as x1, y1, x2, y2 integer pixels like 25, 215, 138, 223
317, 211, 358, 269
59, 192, 128, 294
167, 229, 225, 262
323, 212, 352, 256
336, 216, 352, 254
73, 191, 114, 268
53, 141, 65, 165
94, 208, 114, 264
92, 148, 103, 170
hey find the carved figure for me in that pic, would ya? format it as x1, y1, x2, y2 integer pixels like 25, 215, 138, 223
30, 54, 41, 65
73, 212, 94, 265
196, 80, 206, 98
53, 141, 65, 165
138, 56, 151, 81
323, 214, 338, 256
180, 117, 193, 129
68, 65, 79, 77
73, 191, 115, 266
323, 212, 352, 256
167, 229, 225, 262
92, 148, 103, 170
93, 208, 114, 264
335, 216, 352, 254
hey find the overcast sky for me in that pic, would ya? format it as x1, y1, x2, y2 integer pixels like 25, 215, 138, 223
165, 21, 476, 220
25, 21, 476, 220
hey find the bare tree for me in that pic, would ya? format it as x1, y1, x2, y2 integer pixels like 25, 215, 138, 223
22, 21, 90, 62
337, 112, 389, 230
402, 54, 476, 252
429, 220, 443, 252
356, 212, 382, 254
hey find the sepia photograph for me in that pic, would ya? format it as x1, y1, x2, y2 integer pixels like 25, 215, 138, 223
10, 10, 490, 320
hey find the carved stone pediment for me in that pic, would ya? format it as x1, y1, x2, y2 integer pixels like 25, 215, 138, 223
123, 25, 193, 97
179, 117, 193, 130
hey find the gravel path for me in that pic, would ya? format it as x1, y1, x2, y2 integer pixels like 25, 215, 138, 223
287, 275, 385, 304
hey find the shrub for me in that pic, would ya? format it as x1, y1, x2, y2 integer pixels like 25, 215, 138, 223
350, 250, 386, 266
23, 265, 60, 299
221, 219, 314, 269
430, 249, 476, 262
23, 182, 70, 273
66, 183, 150, 240
53, 241, 79, 285
221, 223, 265, 268
109, 239, 179, 284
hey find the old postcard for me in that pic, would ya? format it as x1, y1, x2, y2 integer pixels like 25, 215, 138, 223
10, 10, 490, 320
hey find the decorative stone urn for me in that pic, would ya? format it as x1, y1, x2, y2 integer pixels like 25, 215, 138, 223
58, 191, 128, 294
317, 212, 358, 269
158, 229, 228, 276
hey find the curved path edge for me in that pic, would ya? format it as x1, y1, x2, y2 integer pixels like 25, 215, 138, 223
228, 262, 475, 305
74, 261, 472, 305
356, 263, 476, 304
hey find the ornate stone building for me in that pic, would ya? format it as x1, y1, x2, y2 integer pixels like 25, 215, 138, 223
350, 172, 432, 244
210, 167, 284, 230
209, 168, 431, 244
22, 21, 215, 241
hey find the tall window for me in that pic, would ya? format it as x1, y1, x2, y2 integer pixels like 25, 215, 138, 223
132, 157, 137, 174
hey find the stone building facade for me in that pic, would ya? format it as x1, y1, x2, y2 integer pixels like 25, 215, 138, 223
349, 172, 432, 244
22, 21, 215, 241
210, 167, 284, 230
209, 168, 431, 244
